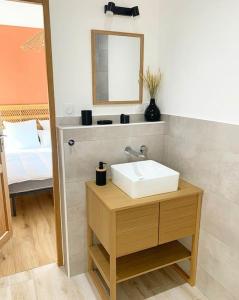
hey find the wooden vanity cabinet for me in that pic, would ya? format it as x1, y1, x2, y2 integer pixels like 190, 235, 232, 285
116, 203, 159, 257
86, 180, 202, 300
159, 194, 198, 244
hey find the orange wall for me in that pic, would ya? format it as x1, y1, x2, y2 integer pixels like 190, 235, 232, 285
0, 25, 48, 105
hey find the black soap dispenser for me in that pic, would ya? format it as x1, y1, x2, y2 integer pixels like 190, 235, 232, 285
96, 162, 107, 186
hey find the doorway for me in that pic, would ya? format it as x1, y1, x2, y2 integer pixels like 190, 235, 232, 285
0, 0, 63, 276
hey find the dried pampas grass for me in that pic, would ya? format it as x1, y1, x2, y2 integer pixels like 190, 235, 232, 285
141, 67, 161, 98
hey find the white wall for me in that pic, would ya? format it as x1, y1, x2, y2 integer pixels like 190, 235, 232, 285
49, 0, 162, 117
49, 0, 239, 123
0, 1, 43, 28
158, 0, 239, 125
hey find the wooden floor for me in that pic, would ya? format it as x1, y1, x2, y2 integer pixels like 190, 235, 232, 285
0, 263, 208, 300
0, 191, 56, 277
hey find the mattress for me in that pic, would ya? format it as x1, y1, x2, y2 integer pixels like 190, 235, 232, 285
5, 147, 52, 185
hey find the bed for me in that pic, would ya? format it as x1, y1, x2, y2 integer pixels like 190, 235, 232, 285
6, 148, 52, 185
0, 104, 53, 216
7, 148, 53, 216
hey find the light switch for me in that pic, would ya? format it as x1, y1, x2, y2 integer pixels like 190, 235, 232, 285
64, 103, 74, 115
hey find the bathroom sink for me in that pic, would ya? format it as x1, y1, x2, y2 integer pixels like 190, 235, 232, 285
111, 160, 180, 198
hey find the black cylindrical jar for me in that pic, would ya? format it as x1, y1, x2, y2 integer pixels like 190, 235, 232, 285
81, 110, 92, 125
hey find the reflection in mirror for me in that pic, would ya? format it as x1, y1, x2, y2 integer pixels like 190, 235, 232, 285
92, 30, 144, 105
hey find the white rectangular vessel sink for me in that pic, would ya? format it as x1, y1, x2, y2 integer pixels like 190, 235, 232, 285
111, 160, 180, 199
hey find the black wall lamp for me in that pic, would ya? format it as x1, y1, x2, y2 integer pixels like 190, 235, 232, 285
104, 2, 140, 17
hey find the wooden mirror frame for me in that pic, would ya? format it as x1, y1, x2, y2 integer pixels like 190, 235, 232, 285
91, 30, 144, 105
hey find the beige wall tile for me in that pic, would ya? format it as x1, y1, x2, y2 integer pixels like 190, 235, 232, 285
62, 122, 166, 143
64, 134, 165, 181
163, 115, 239, 300
58, 123, 166, 276
199, 230, 239, 296
69, 252, 87, 277
58, 112, 239, 300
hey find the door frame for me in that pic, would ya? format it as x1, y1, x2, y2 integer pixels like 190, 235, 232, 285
0, 149, 12, 247
9, 0, 63, 266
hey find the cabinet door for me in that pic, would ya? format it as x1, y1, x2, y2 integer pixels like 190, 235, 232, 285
159, 195, 198, 244
116, 204, 159, 257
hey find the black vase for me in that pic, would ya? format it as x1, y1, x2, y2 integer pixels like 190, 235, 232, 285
144, 98, 161, 122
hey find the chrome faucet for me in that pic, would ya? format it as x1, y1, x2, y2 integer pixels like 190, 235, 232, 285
124, 145, 147, 159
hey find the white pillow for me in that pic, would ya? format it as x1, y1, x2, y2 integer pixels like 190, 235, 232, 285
39, 120, 50, 130
4, 120, 41, 150
3, 129, 15, 150
38, 130, 51, 148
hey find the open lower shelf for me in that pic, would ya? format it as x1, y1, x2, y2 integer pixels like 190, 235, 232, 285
89, 240, 191, 286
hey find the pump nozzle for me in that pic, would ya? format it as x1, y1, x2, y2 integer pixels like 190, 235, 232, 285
99, 162, 107, 170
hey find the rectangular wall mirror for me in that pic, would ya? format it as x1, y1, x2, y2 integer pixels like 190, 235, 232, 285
91, 30, 144, 105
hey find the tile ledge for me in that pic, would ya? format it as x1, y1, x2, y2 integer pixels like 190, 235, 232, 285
57, 121, 165, 130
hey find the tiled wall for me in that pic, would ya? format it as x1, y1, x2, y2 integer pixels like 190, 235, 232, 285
163, 115, 239, 300
58, 115, 239, 300
58, 122, 166, 276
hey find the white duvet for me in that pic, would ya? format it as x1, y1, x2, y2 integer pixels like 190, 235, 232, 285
5, 147, 52, 185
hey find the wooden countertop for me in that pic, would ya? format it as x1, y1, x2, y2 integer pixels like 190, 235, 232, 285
86, 179, 203, 211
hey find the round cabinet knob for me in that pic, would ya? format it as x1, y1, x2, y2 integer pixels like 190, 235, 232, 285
68, 139, 75, 146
